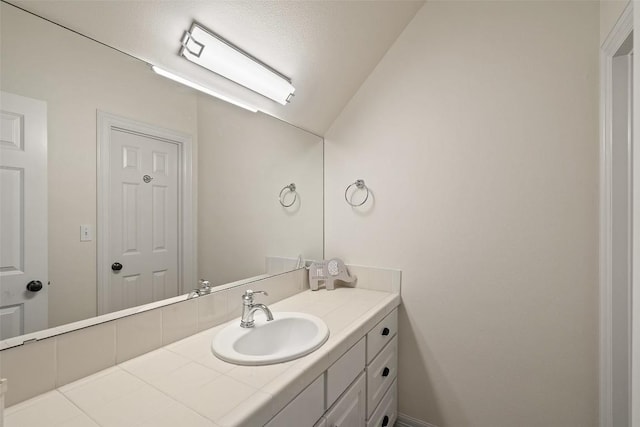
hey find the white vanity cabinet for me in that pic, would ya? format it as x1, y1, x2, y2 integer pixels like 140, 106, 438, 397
264, 309, 398, 427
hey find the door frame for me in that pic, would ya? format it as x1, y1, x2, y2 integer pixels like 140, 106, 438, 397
96, 111, 194, 315
600, 3, 633, 426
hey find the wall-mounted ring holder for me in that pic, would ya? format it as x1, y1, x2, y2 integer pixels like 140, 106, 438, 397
279, 183, 297, 207
344, 179, 369, 207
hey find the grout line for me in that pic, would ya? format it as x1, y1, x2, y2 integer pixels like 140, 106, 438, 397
118, 359, 227, 423
58, 388, 106, 426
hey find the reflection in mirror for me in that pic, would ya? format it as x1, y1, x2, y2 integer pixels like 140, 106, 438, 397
0, 2, 323, 345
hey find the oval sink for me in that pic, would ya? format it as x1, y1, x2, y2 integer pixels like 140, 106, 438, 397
211, 312, 329, 365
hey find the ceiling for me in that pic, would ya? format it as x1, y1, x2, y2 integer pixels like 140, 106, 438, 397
9, 0, 424, 136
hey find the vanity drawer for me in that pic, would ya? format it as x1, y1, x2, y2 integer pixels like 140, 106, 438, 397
367, 379, 397, 427
366, 309, 397, 363
326, 338, 365, 408
366, 336, 397, 417
265, 374, 325, 427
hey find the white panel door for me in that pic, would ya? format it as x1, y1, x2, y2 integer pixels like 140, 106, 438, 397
107, 129, 179, 312
0, 91, 48, 340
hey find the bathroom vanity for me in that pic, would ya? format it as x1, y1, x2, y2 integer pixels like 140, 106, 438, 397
266, 306, 398, 427
3, 282, 399, 427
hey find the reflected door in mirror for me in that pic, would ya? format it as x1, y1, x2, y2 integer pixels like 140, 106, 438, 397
0, 91, 48, 340
105, 128, 179, 313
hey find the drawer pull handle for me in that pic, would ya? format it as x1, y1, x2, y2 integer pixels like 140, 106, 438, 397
382, 415, 389, 426
382, 367, 390, 377
381, 327, 390, 336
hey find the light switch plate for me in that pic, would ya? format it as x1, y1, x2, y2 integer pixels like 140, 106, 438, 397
80, 225, 93, 241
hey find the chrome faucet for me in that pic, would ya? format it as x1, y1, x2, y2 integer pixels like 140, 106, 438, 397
240, 290, 274, 328
188, 279, 212, 299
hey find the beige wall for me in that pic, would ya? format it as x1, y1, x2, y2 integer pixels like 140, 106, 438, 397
325, 2, 599, 426
197, 96, 323, 285
1, 4, 198, 327
600, 0, 629, 44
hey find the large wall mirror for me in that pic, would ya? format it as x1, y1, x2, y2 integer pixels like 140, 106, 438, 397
0, 2, 323, 346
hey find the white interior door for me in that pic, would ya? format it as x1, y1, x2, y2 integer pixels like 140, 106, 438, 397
106, 128, 179, 313
0, 91, 48, 340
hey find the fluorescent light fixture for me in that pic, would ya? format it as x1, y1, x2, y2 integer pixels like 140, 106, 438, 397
151, 65, 258, 113
180, 22, 295, 105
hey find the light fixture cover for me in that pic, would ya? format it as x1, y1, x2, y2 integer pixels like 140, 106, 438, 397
180, 22, 295, 105
151, 66, 258, 113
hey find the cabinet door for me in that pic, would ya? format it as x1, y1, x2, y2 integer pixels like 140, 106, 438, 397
325, 373, 366, 427
265, 375, 325, 427
327, 338, 365, 407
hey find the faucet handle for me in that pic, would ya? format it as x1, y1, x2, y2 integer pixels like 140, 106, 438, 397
199, 279, 211, 289
243, 289, 268, 302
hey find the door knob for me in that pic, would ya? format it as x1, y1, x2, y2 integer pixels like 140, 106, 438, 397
382, 367, 390, 377
26, 280, 43, 292
111, 262, 123, 271
382, 415, 390, 426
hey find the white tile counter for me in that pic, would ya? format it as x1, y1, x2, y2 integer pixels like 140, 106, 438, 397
5, 288, 400, 427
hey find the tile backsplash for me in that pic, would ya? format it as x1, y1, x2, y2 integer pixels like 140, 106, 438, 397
56, 322, 117, 387
0, 262, 399, 408
0, 339, 56, 406
344, 263, 401, 293
115, 308, 163, 363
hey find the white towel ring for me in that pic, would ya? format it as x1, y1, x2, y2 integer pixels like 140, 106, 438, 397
344, 179, 369, 207
279, 183, 297, 207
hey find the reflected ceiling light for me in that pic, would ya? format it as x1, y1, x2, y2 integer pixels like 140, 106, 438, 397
151, 66, 258, 113
180, 22, 295, 105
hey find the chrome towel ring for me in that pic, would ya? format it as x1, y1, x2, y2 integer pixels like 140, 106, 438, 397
279, 183, 297, 207
345, 179, 369, 207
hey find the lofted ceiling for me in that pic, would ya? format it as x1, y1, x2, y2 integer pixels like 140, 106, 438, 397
8, 0, 424, 135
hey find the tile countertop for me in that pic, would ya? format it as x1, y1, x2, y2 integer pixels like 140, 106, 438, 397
5, 287, 400, 427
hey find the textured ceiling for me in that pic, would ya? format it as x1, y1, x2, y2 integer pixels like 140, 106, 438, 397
9, 0, 424, 135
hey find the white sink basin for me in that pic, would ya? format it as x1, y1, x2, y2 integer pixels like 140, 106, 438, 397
211, 312, 329, 366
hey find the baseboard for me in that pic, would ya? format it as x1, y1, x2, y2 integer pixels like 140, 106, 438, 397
395, 413, 438, 427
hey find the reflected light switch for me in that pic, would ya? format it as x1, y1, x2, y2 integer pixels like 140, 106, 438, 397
80, 225, 93, 242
